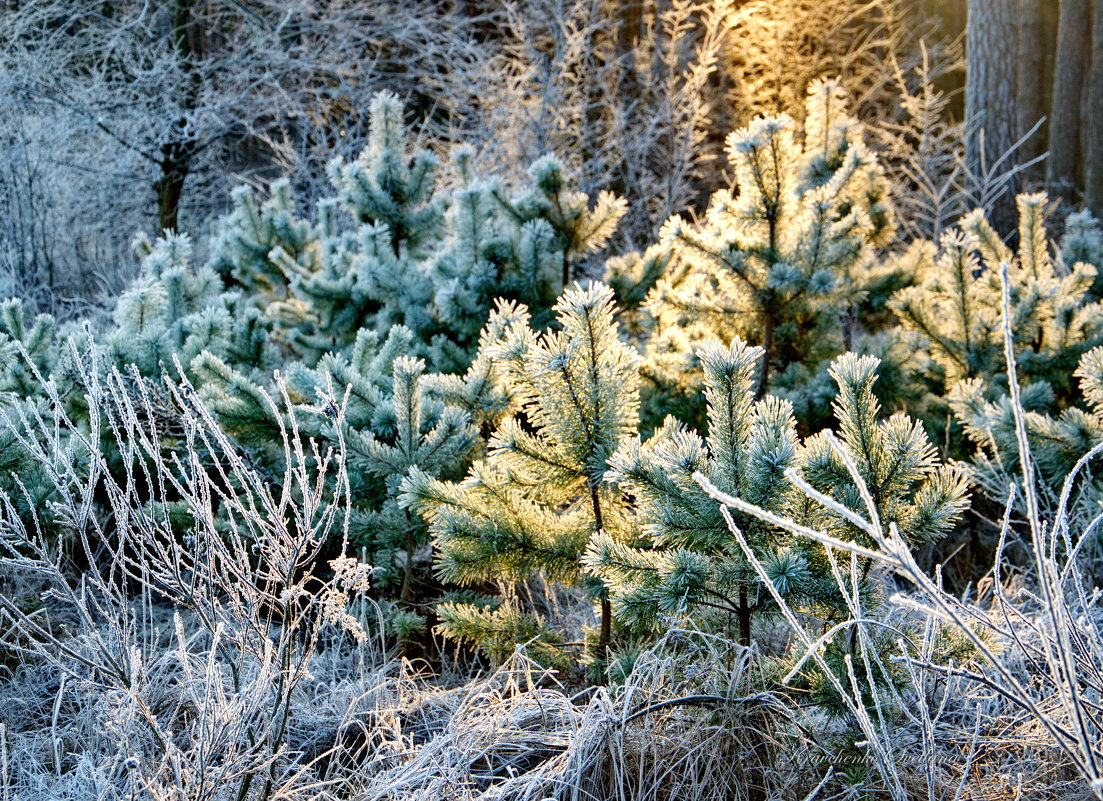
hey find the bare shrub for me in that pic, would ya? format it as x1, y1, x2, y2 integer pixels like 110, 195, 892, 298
0, 341, 381, 800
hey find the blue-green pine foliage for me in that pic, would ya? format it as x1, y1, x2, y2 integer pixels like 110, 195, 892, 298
401, 282, 640, 666
585, 344, 968, 646
208, 92, 625, 371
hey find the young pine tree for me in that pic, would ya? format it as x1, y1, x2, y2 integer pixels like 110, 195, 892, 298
207, 93, 625, 371
617, 78, 894, 418
198, 320, 489, 569
586, 346, 969, 648
401, 282, 639, 670
585, 338, 799, 646
295, 322, 507, 601
429, 150, 626, 355
0, 298, 63, 398
343, 355, 475, 622
951, 344, 1103, 512
208, 91, 445, 360
889, 192, 1103, 402
110, 232, 272, 380
0, 299, 80, 529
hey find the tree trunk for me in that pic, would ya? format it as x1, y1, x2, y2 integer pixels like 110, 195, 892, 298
1015, 0, 1049, 186
590, 485, 612, 679
613, 0, 642, 59
738, 586, 752, 648
1048, 0, 1092, 198
1084, 0, 1103, 215
154, 0, 200, 233
965, 0, 1020, 233
156, 144, 190, 233
754, 310, 774, 400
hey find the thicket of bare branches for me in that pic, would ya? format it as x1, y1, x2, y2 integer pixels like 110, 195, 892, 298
0, 0, 970, 312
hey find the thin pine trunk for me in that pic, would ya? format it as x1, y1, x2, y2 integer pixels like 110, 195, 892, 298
966, 0, 1019, 233
1048, 0, 1092, 197
590, 484, 613, 680
1083, 0, 1103, 215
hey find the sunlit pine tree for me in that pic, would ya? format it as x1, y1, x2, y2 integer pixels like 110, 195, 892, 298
890, 192, 1103, 402
401, 282, 639, 672
586, 346, 968, 647
623, 78, 894, 411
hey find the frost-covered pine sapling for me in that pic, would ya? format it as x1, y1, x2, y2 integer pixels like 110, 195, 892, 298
427, 149, 625, 358
0, 299, 79, 531
1060, 209, 1103, 298
401, 282, 639, 670
587, 348, 969, 651
193, 321, 477, 641
0, 298, 62, 398
110, 232, 272, 379
206, 95, 626, 371
342, 354, 475, 606
799, 353, 971, 561
327, 90, 444, 256
637, 78, 894, 404
421, 299, 530, 436
491, 155, 627, 292
208, 177, 317, 297
209, 91, 445, 360
585, 338, 799, 647
889, 193, 1103, 402
950, 345, 1103, 512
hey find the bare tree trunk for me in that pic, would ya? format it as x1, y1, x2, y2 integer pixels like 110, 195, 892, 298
1016, 0, 1049, 186
966, 0, 1019, 233
1048, 0, 1092, 198
156, 148, 189, 233
1084, 0, 1103, 215
154, 0, 201, 233
613, 0, 642, 58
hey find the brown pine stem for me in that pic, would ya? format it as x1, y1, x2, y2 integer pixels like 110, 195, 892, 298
590, 484, 612, 678
738, 585, 752, 648
754, 311, 774, 401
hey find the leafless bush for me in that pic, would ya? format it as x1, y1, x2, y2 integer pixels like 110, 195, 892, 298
0, 0, 489, 306
721, 0, 937, 124
427, 0, 726, 251
0, 340, 386, 800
